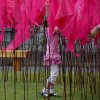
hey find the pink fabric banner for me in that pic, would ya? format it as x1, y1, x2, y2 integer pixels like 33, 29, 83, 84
0, 0, 6, 45
25, 0, 32, 23
0, 29, 4, 46
0, 0, 6, 26
0, 0, 100, 51
6, 0, 46, 50
48, 0, 77, 52
48, 0, 76, 36
6, 0, 14, 25
30, 0, 46, 25
6, 1, 30, 50
63, 0, 100, 52
13, 0, 22, 24
6, 24, 30, 50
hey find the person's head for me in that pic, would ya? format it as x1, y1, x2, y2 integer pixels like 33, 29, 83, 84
54, 26, 59, 32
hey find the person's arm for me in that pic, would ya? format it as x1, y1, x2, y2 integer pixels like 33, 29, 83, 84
90, 24, 100, 38
45, 0, 49, 18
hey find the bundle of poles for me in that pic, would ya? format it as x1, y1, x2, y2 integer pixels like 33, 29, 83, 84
0, 0, 100, 100
0, 23, 100, 100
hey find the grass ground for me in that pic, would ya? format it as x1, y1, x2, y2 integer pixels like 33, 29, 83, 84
0, 72, 99, 100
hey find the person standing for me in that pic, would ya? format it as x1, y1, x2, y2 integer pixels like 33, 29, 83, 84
40, 1, 62, 97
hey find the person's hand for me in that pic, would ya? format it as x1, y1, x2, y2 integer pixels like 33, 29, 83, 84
45, 0, 49, 18
90, 24, 100, 38
45, 0, 49, 7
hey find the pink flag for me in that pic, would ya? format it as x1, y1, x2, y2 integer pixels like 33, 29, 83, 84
63, 0, 100, 51
0, 0, 6, 45
0, 29, 4, 46
6, 24, 30, 50
6, 1, 30, 50
48, 0, 76, 36
55, 0, 73, 29
13, 0, 22, 24
47, 0, 77, 52
25, 0, 32, 23
0, 0, 6, 26
6, 0, 46, 50
48, 0, 60, 35
6, 0, 15, 25
30, 0, 46, 25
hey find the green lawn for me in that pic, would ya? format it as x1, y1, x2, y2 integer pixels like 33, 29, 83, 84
0, 72, 99, 100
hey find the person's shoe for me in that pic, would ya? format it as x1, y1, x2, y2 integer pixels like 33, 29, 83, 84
50, 93, 59, 96
40, 91, 49, 97
40, 91, 59, 97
